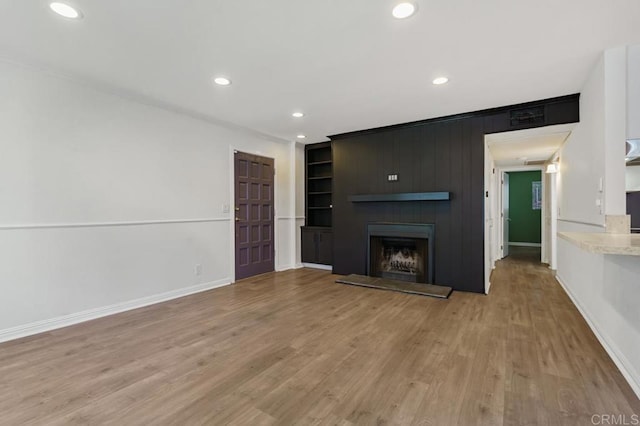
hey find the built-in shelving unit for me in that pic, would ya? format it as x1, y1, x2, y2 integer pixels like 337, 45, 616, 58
305, 142, 333, 228
302, 142, 333, 265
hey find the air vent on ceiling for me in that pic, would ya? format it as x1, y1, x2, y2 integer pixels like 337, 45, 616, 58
525, 160, 546, 165
510, 106, 545, 127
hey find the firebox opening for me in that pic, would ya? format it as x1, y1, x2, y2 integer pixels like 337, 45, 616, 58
370, 237, 427, 283
367, 223, 435, 284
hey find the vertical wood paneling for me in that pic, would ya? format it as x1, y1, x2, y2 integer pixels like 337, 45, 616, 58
332, 119, 486, 292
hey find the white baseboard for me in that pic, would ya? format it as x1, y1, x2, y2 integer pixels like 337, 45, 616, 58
509, 242, 542, 247
276, 264, 294, 272
301, 263, 333, 271
0, 278, 231, 344
294, 263, 304, 269
555, 273, 640, 399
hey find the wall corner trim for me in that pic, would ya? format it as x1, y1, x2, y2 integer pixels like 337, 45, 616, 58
0, 278, 232, 344
555, 273, 640, 399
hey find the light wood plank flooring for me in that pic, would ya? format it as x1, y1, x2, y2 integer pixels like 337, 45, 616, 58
0, 256, 638, 425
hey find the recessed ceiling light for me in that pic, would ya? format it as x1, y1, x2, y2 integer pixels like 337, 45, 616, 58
213, 77, 231, 86
432, 77, 449, 85
297, 134, 306, 139
50, 2, 81, 19
292, 112, 304, 118
392, 2, 416, 19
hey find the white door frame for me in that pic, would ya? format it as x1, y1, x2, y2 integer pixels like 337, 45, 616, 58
495, 165, 545, 263
547, 162, 558, 269
483, 142, 496, 294
502, 171, 510, 258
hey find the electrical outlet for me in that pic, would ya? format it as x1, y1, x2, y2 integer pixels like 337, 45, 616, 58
194, 264, 202, 276
387, 174, 398, 182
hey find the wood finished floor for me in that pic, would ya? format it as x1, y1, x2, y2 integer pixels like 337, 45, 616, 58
1, 257, 639, 425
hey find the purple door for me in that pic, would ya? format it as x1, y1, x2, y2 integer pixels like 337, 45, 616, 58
234, 151, 275, 280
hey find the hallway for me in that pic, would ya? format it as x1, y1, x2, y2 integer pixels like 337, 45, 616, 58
505, 245, 542, 264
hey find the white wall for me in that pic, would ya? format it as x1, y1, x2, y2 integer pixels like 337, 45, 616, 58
627, 165, 640, 192
557, 48, 640, 398
628, 45, 640, 140
603, 47, 628, 216
558, 55, 607, 225
627, 46, 640, 193
557, 228, 640, 399
558, 48, 627, 225
294, 142, 306, 267
0, 59, 297, 340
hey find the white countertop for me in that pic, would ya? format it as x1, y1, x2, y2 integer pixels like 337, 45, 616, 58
558, 232, 640, 256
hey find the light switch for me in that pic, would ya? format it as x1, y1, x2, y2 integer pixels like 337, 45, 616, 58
222, 204, 230, 213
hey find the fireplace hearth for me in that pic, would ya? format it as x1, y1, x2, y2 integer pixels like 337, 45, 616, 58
367, 223, 435, 284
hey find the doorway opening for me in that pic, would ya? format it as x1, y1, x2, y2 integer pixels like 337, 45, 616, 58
498, 167, 544, 264
503, 170, 543, 259
484, 123, 575, 293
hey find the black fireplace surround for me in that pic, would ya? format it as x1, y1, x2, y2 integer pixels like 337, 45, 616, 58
367, 223, 435, 284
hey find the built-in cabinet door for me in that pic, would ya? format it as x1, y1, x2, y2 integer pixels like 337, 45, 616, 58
301, 227, 332, 265
317, 230, 333, 265
301, 228, 317, 263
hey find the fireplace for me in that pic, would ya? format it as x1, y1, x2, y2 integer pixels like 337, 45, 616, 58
367, 223, 435, 284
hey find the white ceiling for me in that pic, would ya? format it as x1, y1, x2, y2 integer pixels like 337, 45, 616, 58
486, 124, 574, 167
1, 1, 640, 143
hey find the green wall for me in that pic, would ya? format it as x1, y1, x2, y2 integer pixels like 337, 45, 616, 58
508, 171, 541, 244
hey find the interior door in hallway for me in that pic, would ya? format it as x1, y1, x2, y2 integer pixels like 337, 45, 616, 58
234, 151, 275, 280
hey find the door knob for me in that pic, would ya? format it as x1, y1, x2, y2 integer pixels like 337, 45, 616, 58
235, 217, 240, 222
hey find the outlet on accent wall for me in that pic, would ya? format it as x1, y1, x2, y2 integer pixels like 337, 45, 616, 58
194, 264, 202, 276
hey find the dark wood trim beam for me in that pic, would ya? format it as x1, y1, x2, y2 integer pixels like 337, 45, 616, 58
329, 93, 580, 140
